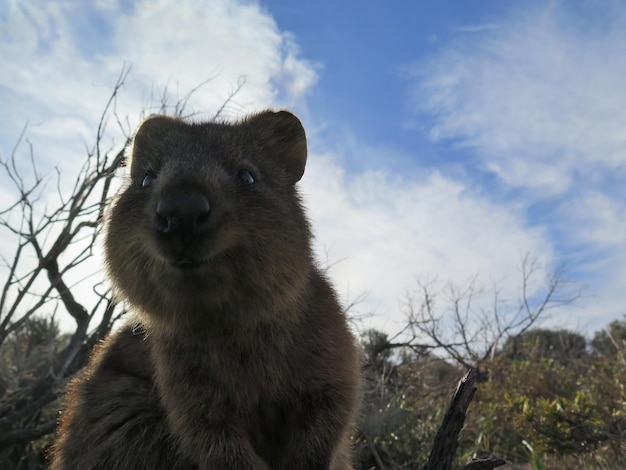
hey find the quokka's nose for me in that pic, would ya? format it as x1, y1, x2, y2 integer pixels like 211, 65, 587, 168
155, 193, 211, 237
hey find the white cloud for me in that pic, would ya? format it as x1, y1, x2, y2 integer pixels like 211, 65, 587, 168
112, 0, 318, 115
301, 150, 553, 333
0, 0, 318, 168
410, 2, 626, 195
562, 191, 626, 248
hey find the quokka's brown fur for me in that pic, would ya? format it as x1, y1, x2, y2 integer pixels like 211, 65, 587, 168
50, 111, 361, 469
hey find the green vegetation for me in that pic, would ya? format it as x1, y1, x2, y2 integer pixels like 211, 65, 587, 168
355, 321, 626, 469
5, 314, 625, 469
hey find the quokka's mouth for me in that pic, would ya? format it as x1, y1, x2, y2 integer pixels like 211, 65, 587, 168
172, 256, 212, 270
176, 258, 199, 268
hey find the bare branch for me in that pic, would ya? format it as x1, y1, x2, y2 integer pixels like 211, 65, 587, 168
394, 252, 582, 369
176, 74, 219, 117
0, 420, 57, 446
213, 75, 247, 120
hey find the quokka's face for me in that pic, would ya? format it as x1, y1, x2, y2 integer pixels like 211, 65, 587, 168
104, 112, 313, 323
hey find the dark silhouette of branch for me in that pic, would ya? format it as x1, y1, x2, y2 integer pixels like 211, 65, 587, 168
0, 420, 57, 446
424, 369, 506, 470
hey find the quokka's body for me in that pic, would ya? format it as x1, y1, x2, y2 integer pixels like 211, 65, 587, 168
50, 111, 361, 469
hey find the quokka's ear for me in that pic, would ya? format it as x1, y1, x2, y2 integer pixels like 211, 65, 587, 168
244, 110, 307, 184
128, 115, 181, 171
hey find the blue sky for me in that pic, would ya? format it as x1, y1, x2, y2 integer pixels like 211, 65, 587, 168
1, 0, 625, 337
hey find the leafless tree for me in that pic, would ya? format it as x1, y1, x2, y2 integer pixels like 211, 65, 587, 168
0, 68, 132, 467
401, 253, 583, 370
355, 255, 582, 469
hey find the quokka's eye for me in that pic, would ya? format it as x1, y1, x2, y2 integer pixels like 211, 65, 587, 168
141, 173, 157, 188
237, 169, 255, 185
